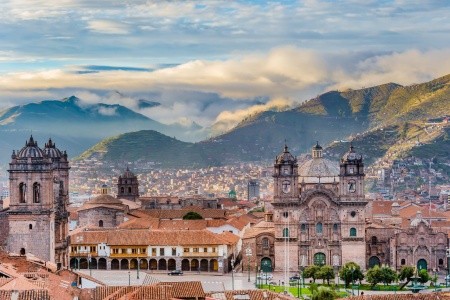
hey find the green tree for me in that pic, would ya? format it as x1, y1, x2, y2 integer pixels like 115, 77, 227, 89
304, 265, 321, 283
318, 265, 335, 285
380, 266, 397, 285
366, 265, 382, 288
398, 266, 414, 289
311, 286, 337, 300
418, 269, 430, 284
182, 211, 203, 220
339, 262, 364, 288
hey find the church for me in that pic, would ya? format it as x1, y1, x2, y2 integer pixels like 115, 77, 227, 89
270, 142, 367, 272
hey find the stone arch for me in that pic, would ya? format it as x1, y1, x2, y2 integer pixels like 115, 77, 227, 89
302, 189, 339, 207
168, 259, 176, 271
200, 259, 208, 271
210, 259, 218, 271
130, 258, 138, 269
368, 256, 380, 268
99, 220, 103, 227
191, 259, 199, 271
139, 259, 148, 270
417, 259, 427, 271
19, 183, 26, 203
32, 182, 40, 203
313, 252, 326, 266
90, 258, 98, 269
79, 258, 88, 269
98, 258, 107, 270
149, 259, 157, 270
20, 248, 26, 255
158, 259, 167, 270
111, 259, 120, 270
350, 227, 357, 237
70, 258, 78, 269
181, 259, 190, 271
120, 259, 129, 270
261, 257, 272, 272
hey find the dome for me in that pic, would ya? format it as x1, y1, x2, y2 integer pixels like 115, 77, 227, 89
342, 143, 362, 162
410, 210, 428, 227
298, 142, 339, 183
43, 138, 63, 158
275, 145, 297, 164
88, 194, 123, 205
17, 135, 45, 158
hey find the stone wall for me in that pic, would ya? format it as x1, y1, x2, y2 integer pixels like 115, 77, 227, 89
78, 208, 124, 228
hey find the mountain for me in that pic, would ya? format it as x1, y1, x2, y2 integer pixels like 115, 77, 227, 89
78, 75, 450, 167
0, 96, 201, 163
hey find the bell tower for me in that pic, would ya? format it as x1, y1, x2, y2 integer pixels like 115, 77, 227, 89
273, 144, 299, 202
339, 143, 365, 200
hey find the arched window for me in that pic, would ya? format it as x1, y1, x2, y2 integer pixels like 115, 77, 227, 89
29, 224, 32, 230
313, 252, 326, 266
120, 187, 125, 193
33, 182, 40, 203
333, 224, 338, 232
19, 183, 26, 203
439, 259, 444, 265
316, 222, 323, 234
401, 259, 406, 265
128, 187, 132, 193
371, 236, 377, 245
282, 228, 289, 238
262, 238, 269, 248
99, 220, 104, 228
301, 224, 306, 232
350, 227, 357, 237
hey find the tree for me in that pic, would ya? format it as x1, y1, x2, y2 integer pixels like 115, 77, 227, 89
380, 266, 397, 285
182, 211, 203, 220
366, 265, 382, 287
339, 262, 364, 288
311, 286, 337, 300
318, 265, 335, 285
418, 269, 430, 284
398, 266, 414, 289
304, 265, 321, 283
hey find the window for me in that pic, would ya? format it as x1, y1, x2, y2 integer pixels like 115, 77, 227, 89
212, 247, 216, 253
132, 248, 137, 254
439, 259, 444, 265
282, 228, 289, 238
99, 220, 104, 227
71, 246, 77, 253
316, 223, 323, 234
350, 227, 357, 237
193, 248, 199, 252
128, 187, 132, 193
313, 252, 326, 266
262, 238, 269, 248
172, 248, 176, 256
33, 182, 40, 203
121, 187, 124, 193
301, 224, 306, 232
371, 236, 377, 245
333, 224, 338, 232
141, 248, 146, 254
401, 259, 406, 265
152, 248, 157, 256
20, 248, 25, 256
184, 248, 189, 253
122, 248, 127, 254
350, 211, 356, 218
29, 224, 32, 230
113, 249, 119, 254
19, 183, 26, 203
283, 212, 289, 218
160, 248, 165, 256
203, 248, 207, 252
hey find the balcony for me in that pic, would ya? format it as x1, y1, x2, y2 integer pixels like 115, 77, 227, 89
110, 252, 148, 258
70, 251, 97, 257
182, 252, 219, 258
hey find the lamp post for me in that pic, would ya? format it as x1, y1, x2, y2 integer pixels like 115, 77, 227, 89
137, 258, 140, 280
231, 256, 235, 291
246, 247, 252, 282
350, 267, 355, 296
87, 253, 92, 277
447, 248, 450, 287
128, 271, 131, 286
255, 264, 258, 288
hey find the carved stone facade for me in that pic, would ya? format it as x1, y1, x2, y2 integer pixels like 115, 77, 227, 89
6, 136, 70, 268
117, 167, 139, 201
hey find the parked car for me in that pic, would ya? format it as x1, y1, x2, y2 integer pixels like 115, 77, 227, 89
289, 275, 302, 281
168, 270, 183, 276
257, 273, 273, 280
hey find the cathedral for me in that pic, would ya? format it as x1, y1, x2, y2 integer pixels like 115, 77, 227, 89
271, 142, 367, 271
2, 136, 70, 268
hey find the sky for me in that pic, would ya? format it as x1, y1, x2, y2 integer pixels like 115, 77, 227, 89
0, 0, 450, 134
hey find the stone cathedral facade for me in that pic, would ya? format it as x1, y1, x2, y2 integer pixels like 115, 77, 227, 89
272, 143, 367, 271
5, 136, 70, 268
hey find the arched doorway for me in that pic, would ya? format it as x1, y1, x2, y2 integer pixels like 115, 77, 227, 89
70, 258, 78, 269
139, 259, 148, 270
210, 259, 218, 271
149, 259, 157, 271
98, 258, 107, 270
90, 258, 98, 269
313, 253, 326, 266
158, 259, 167, 270
191, 259, 199, 271
368, 256, 380, 268
417, 259, 427, 271
200, 259, 208, 271
121, 259, 129, 270
111, 259, 120, 270
168, 259, 176, 271
261, 257, 272, 272
79, 258, 88, 269
182, 259, 190, 271
20, 248, 26, 256
130, 259, 138, 269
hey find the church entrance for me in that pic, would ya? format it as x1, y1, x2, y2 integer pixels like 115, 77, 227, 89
417, 259, 427, 271
314, 253, 326, 266
368, 256, 380, 268
261, 257, 272, 272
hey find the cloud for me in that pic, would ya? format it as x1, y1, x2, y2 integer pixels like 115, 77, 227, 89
87, 20, 130, 34
97, 106, 117, 116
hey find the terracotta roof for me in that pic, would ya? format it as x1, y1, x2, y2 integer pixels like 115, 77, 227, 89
159, 219, 207, 230
118, 218, 160, 229
341, 292, 450, 300
243, 220, 275, 239
141, 208, 227, 220
399, 206, 447, 220
221, 289, 296, 300
217, 231, 240, 245
371, 201, 395, 216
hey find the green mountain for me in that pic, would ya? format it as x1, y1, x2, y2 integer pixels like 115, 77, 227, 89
78, 74, 450, 167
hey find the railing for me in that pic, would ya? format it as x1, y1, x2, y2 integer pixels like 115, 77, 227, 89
70, 251, 97, 257
182, 252, 219, 257
110, 252, 148, 258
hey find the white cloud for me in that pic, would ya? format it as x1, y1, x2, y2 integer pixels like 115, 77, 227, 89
97, 106, 117, 116
87, 20, 130, 35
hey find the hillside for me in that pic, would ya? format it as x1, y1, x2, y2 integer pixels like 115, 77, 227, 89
78, 74, 450, 167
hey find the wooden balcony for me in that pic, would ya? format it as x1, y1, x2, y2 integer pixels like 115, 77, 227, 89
70, 252, 97, 257
182, 252, 219, 258
110, 253, 148, 258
